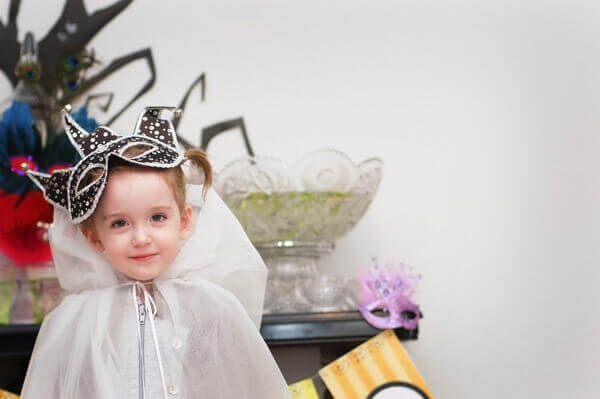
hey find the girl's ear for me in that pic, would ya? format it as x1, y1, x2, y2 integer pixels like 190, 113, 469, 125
83, 227, 105, 253
179, 205, 194, 240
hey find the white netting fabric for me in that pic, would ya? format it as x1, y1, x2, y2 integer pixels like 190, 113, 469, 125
20, 185, 291, 398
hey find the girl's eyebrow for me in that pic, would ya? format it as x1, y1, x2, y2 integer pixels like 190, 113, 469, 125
102, 212, 125, 221
150, 205, 174, 212
102, 205, 174, 220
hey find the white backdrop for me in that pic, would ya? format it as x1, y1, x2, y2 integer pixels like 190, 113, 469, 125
2, 0, 600, 397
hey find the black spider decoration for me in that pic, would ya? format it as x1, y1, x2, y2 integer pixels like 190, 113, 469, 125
0, 0, 156, 132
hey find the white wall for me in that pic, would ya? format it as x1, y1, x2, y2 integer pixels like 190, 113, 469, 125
2, 0, 600, 397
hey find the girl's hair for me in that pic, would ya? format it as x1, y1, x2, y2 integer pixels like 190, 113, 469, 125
80, 145, 212, 231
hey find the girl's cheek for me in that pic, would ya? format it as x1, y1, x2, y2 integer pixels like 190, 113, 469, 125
108, 237, 129, 253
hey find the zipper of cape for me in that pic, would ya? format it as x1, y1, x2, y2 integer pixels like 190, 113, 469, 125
138, 302, 146, 399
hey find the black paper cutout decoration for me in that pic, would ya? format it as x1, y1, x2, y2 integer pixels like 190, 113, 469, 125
27, 106, 185, 224
1, 0, 156, 129
201, 117, 255, 157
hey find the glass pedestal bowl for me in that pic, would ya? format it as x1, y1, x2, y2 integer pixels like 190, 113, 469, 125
214, 149, 382, 313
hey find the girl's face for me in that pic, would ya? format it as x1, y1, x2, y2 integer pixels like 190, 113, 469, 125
84, 169, 193, 281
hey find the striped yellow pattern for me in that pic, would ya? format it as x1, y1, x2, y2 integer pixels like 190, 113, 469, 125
288, 378, 319, 399
318, 329, 433, 399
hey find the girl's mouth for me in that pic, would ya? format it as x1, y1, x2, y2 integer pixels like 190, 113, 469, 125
130, 254, 157, 261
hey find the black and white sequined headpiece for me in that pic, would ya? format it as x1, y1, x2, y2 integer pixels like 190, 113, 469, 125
27, 106, 185, 224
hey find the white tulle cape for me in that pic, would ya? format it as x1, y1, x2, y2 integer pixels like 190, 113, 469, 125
20, 185, 291, 398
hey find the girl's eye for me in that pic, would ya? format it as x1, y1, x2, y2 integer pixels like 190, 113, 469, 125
110, 219, 128, 228
151, 214, 167, 223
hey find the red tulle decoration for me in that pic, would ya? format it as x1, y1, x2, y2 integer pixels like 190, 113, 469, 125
0, 190, 53, 266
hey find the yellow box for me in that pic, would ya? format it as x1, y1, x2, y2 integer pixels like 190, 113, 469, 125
318, 329, 433, 399
289, 377, 319, 399
0, 388, 19, 399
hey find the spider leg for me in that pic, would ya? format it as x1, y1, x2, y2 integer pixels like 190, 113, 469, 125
173, 73, 206, 129
84, 92, 115, 113
201, 117, 255, 157
37, 0, 134, 96
63, 48, 156, 125
172, 73, 206, 149
0, 0, 22, 87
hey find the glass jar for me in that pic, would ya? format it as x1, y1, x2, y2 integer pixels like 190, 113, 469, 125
26, 262, 63, 323
0, 262, 15, 324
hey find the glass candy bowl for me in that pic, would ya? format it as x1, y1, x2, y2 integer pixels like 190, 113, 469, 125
214, 149, 382, 313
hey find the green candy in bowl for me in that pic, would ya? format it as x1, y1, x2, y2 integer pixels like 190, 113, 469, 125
214, 149, 382, 313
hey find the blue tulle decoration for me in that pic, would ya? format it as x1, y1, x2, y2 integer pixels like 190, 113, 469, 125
0, 102, 39, 193
71, 106, 99, 133
0, 101, 98, 194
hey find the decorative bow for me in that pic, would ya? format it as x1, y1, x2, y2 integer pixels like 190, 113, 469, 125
27, 106, 185, 224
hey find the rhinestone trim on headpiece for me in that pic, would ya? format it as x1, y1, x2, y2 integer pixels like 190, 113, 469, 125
27, 106, 185, 224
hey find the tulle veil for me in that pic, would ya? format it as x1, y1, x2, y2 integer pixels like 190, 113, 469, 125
20, 184, 291, 398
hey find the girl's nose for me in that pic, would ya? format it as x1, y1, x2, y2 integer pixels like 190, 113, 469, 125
131, 226, 151, 246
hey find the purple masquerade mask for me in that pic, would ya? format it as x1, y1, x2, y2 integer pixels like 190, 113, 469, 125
358, 258, 421, 330
27, 106, 185, 224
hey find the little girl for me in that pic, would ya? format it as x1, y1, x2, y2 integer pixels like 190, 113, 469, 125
21, 106, 291, 398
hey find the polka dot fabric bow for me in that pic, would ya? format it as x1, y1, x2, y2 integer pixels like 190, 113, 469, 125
27, 106, 185, 224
